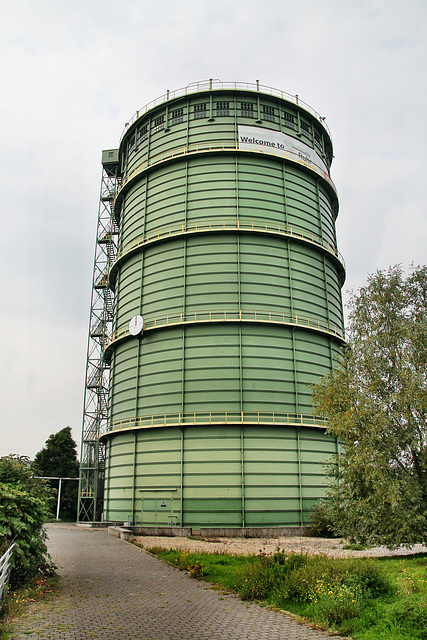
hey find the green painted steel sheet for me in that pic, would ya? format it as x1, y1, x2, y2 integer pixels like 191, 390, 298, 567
101, 87, 344, 527
103, 425, 338, 526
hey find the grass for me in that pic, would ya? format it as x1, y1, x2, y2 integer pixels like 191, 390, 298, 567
0, 575, 58, 640
145, 545, 427, 639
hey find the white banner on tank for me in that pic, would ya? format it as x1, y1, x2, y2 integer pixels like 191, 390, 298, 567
238, 125, 329, 177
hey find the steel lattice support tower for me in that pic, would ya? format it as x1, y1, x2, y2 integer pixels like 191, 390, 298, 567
78, 150, 121, 522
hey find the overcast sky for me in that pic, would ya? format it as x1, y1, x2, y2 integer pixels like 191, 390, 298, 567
1, 0, 426, 459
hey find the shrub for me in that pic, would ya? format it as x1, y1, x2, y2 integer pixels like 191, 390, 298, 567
264, 548, 309, 571
0, 456, 56, 587
188, 561, 204, 579
308, 582, 362, 628
306, 500, 337, 538
234, 548, 392, 622
285, 558, 340, 603
234, 560, 282, 600
234, 551, 319, 603
343, 559, 393, 598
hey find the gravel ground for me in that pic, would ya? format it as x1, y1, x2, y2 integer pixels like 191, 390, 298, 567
134, 534, 427, 558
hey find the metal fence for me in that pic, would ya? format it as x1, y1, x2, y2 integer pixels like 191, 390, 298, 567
0, 543, 16, 604
100, 410, 327, 437
119, 79, 332, 140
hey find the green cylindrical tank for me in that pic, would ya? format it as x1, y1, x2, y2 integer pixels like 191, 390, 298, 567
101, 81, 345, 527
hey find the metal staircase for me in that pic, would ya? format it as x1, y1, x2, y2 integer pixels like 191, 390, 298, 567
78, 150, 121, 522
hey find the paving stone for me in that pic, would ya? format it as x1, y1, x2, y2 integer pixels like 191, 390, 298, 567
10, 523, 343, 640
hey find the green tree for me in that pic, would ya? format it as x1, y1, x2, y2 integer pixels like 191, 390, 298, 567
0, 455, 55, 586
313, 265, 427, 547
33, 427, 79, 521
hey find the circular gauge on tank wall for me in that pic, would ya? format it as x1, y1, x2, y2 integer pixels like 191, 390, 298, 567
128, 315, 144, 336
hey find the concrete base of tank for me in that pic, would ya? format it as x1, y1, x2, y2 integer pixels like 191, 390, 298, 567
108, 525, 308, 540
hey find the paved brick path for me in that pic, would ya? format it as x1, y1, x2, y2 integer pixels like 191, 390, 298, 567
10, 523, 343, 640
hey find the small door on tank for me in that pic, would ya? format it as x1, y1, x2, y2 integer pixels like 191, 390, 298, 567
139, 489, 179, 526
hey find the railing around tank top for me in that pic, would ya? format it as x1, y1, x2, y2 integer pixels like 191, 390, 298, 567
120, 80, 331, 141
100, 411, 327, 437
110, 219, 345, 276
103, 309, 345, 358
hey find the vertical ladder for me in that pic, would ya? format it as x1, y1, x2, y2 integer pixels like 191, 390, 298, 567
78, 150, 121, 522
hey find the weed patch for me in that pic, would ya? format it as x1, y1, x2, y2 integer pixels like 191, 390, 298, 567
1, 575, 58, 640
147, 545, 427, 639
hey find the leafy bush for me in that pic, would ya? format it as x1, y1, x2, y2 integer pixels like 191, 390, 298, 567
0, 456, 56, 587
188, 561, 204, 579
306, 500, 337, 538
308, 582, 362, 628
343, 559, 393, 598
234, 548, 393, 630
234, 560, 284, 600
234, 551, 314, 602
